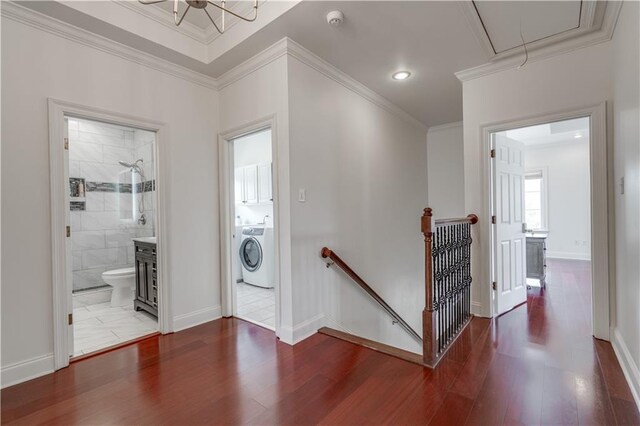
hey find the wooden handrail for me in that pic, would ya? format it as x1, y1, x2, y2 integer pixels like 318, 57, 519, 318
320, 247, 423, 343
435, 214, 479, 227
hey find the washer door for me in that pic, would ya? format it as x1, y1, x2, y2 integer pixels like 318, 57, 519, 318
240, 237, 263, 272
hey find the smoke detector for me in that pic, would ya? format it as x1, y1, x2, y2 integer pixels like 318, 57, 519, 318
326, 10, 344, 27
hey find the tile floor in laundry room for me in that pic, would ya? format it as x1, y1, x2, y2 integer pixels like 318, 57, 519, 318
72, 287, 157, 356
236, 282, 276, 329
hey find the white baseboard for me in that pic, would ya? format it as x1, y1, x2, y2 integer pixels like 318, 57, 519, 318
1, 353, 54, 389
278, 313, 325, 345
471, 301, 485, 317
546, 251, 591, 261
610, 327, 640, 409
173, 305, 222, 332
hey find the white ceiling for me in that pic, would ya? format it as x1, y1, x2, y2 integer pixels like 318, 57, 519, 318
474, 1, 582, 54
12, 1, 618, 127
505, 117, 590, 146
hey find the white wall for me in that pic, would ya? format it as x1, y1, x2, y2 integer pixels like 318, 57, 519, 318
610, 0, 640, 405
218, 55, 294, 338
525, 140, 591, 260
462, 41, 612, 318
426, 122, 465, 218
287, 56, 428, 354
1, 16, 220, 385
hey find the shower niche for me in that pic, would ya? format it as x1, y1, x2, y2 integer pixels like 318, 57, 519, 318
69, 177, 86, 211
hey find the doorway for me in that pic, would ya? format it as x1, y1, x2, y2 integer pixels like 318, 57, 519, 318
228, 128, 277, 330
65, 116, 159, 357
49, 99, 170, 370
488, 108, 608, 339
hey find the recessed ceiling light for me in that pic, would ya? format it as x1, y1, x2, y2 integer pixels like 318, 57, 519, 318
574, 133, 583, 139
392, 71, 411, 81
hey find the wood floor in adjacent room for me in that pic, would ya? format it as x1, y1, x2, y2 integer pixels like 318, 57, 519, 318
2, 259, 639, 425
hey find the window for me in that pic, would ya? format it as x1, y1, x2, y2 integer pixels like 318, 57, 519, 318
525, 170, 546, 231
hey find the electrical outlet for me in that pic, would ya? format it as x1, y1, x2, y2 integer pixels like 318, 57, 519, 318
620, 177, 625, 195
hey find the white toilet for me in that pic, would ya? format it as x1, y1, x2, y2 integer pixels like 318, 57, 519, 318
102, 267, 136, 307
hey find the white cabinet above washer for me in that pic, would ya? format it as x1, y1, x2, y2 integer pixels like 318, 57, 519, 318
235, 163, 272, 205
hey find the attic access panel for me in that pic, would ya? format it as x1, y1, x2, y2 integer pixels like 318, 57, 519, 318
473, 1, 582, 54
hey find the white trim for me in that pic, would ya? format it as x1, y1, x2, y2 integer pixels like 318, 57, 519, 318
278, 314, 326, 345
286, 39, 427, 132
456, 2, 622, 82
217, 38, 289, 89
480, 103, 610, 339
1, 2, 218, 90
173, 306, 222, 332
218, 116, 285, 340
427, 121, 464, 134
611, 327, 640, 409
217, 38, 428, 132
471, 301, 484, 316
546, 251, 591, 261
1, 354, 55, 389
48, 99, 172, 372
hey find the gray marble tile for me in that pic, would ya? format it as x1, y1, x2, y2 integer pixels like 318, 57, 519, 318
72, 230, 105, 250
70, 211, 82, 231
103, 145, 134, 165
105, 230, 135, 248
79, 162, 123, 183
70, 141, 102, 163
78, 120, 125, 139
80, 211, 120, 231
85, 192, 105, 211
82, 248, 120, 268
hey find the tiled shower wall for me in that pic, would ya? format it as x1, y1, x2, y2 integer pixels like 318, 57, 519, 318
69, 118, 156, 292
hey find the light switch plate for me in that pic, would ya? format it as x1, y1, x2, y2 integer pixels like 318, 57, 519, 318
298, 189, 306, 202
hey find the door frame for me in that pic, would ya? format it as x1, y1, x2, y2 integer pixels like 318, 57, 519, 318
480, 102, 610, 339
218, 115, 282, 337
48, 98, 172, 370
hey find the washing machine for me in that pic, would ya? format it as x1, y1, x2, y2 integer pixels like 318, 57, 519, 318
239, 226, 274, 288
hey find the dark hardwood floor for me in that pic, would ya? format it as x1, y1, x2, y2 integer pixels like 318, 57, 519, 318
3, 259, 639, 425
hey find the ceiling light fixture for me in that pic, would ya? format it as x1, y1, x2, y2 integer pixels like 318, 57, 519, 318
392, 71, 411, 81
574, 133, 583, 139
138, 0, 258, 34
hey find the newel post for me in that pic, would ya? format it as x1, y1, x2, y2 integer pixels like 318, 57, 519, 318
421, 208, 437, 366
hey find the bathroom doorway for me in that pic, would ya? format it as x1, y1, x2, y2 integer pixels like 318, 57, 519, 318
226, 128, 277, 331
65, 116, 159, 357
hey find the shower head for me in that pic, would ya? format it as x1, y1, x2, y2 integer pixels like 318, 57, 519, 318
118, 159, 143, 168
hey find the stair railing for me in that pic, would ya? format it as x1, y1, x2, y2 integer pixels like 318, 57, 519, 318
422, 208, 478, 367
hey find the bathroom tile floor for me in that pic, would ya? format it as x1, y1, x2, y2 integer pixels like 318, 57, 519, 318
72, 288, 157, 357
236, 282, 275, 329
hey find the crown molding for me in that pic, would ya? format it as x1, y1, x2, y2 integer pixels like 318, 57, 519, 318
427, 121, 463, 133
217, 37, 427, 131
456, 1, 622, 82
286, 39, 428, 132
216, 37, 289, 89
1, 1, 218, 90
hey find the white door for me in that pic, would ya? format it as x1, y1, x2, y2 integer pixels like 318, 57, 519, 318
243, 165, 258, 204
257, 163, 272, 203
64, 118, 74, 357
493, 133, 527, 315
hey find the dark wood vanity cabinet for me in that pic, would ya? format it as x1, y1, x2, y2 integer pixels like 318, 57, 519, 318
134, 240, 158, 317
526, 234, 547, 287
